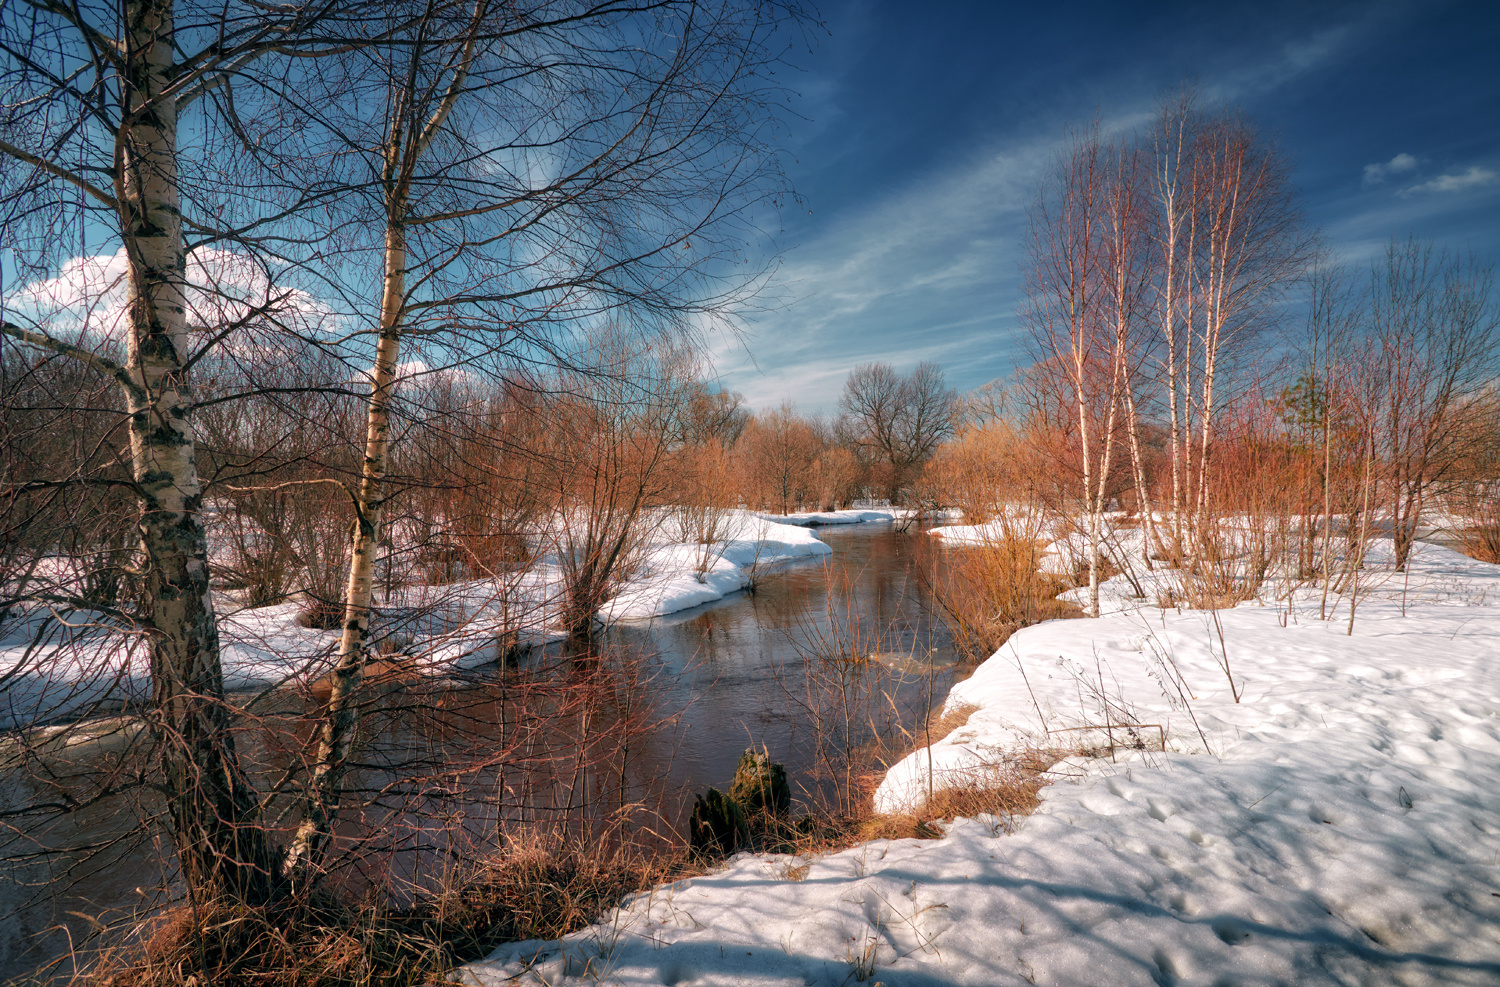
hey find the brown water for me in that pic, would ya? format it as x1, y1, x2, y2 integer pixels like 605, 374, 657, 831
0, 522, 959, 981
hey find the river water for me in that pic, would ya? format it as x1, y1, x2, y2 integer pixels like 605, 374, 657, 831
604, 522, 959, 806
0, 522, 960, 981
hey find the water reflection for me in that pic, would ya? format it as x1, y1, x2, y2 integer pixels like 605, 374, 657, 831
0, 523, 958, 981
602, 522, 959, 810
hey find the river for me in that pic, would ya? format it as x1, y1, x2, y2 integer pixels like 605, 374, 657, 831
0, 521, 960, 981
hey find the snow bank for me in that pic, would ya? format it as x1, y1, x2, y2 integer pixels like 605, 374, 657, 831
602, 513, 830, 621
0, 512, 829, 725
757, 507, 908, 526
465, 538, 1500, 986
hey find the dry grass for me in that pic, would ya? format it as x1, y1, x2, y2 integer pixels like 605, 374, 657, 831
912, 522, 1080, 660
917, 532, 1081, 661
919, 759, 1050, 823
84, 894, 444, 987
804, 748, 1056, 847
922, 700, 980, 747
407, 834, 690, 958
75, 834, 694, 987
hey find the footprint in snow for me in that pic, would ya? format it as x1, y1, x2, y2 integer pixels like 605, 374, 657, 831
1211, 917, 1254, 945
1153, 946, 1187, 983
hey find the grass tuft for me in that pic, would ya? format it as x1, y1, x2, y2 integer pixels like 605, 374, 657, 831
77, 834, 692, 987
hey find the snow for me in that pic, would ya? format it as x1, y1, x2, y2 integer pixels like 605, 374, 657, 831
756, 507, 909, 526
602, 513, 832, 621
463, 537, 1500, 986
0, 511, 830, 727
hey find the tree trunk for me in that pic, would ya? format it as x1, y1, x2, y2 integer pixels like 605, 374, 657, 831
1122, 388, 1155, 570
287, 216, 406, 874
123, 0, 280, 901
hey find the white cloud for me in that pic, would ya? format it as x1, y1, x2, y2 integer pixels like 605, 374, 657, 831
1203, 25, 1353, 104
11, 247, 336, 359
1362, 152, 1418, 186
1398, 165, 1499, 197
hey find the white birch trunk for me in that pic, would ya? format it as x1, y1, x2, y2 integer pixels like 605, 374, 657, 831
122, 0, 278, 899
286, 217, 406, 872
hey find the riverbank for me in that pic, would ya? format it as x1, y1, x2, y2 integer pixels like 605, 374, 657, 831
464, 536, 1500, 986
0, 520, 957, 983
0, 511, 841, 728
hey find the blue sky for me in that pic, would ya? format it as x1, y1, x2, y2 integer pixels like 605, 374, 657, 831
713, 0, 1500, 412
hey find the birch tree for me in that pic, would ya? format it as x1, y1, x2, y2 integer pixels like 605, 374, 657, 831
0, 0, 394, 902
1024, 125, 1118, 616
282, 0, 805, 872
1146, 95, 1309, 548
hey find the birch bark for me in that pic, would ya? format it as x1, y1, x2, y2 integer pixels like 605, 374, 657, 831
287, 11, 481, 871
120, 0, 279, 899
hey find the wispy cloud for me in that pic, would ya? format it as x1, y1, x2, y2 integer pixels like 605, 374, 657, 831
1362, 152, 1418, 186
1204, 25, 1354, 104
718, 135, 1054, 410
718, 12, 1383, 413
1398, 165, 1498, 197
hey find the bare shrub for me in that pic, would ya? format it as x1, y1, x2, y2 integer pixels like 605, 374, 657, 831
918, 418, 1039, 523
667, 441, 740, 580
541, 342, 689, 640
917, 517, 1081, 662
1452, 482, 1500, 563
290, 484, 354, 629
782, 573, 898, 818
736, 402, 822, 514
809, 444, 864, 512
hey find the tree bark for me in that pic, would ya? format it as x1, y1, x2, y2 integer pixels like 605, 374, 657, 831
286, 216, 406, 874
122, 0, 279, 901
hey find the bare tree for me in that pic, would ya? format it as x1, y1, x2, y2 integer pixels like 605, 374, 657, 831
0, 0, 811, 917
836, 361, 957, 503
1022, 123, 1124, 616
1146, 95, 1311, 542
681, 385, 752, 448
0, 0, 402, 902
285, 0, 805, 872
1367, 239, 1498, 571
1099, 135, 1157, 567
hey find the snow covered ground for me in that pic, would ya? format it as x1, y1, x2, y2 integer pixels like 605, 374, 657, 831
600, 512, 831, 620
0, 511, 830, 727
756, 507, 909, 527
464, 537, 1500, 986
